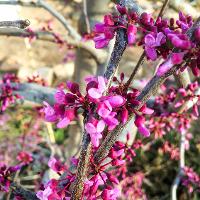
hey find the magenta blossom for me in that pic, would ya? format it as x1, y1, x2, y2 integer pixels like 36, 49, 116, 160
127, 24, 137, 45
36, 186, 52, 200
88, 76, 107, 99
157, 52, 185, 76
93, 14, 116, 48
43, 101, 76, 128
101, 188, 121, 200
85, 118, 105, 147
144, 32, 166, 61
134, 115, 150, 137
48, 157, 66, 173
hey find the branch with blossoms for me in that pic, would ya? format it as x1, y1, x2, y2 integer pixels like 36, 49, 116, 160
1, 1, 200, 200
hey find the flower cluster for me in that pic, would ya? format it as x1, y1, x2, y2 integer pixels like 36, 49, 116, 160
0, 73, 21, 112
93, 6, 200, 77
0, 164, 21, 192
149, 82, 200, 139
43, 74, 153, 148
182, 166, 200, 193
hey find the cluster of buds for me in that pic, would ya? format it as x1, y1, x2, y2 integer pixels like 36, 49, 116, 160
0, 73, 21, 112
0, 164, 21, 192
182, 166, 200, 193
93, 5, 200, 77
149, 82, 200, 139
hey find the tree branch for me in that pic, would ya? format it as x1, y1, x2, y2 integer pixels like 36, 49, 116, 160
0, 0, 81, 40
0, 20, 30, 29
0, 28, 107, 64
10, 182, 39, 200
0, 83, 56, 105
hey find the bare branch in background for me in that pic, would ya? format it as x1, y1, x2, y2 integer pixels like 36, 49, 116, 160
0, 83, 56, 105
83, 0, 91, 34
0, 28, 107, 64
0, 0, 81, 40
10, 182, 39, 200
0, 19, 30, 29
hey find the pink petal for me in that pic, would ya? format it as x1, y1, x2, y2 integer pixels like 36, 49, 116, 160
90, 132, 102, 147
142, 107, 154, 115
134, 115, 145, 127
97, 76, 106, 93
107, 95, 125, 108
121, 107, 128, 124
155, 32, 166, 46
96, 120, 105, 133
145, 34, 156, 46
171, 52, 184, 64
104, 14, 114, 26
94, 23, 104, 32
54, 90, 65, 104
138, 126, 150, 137
48, 157, 57, 169
85, 122, 97, 134
145, 46, 157, 61
156, 58, 173, 76
88, 88, 102, 99
57, 117, 70, 128
127, 24, 137, 45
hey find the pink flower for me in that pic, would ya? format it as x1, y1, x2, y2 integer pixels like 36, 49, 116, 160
36, 186, 52, 200
134, 115, 150, 137
17, 151, 33, 165
127, 24, 137, 45
144, 32, 166, 61
85, 118, 105, 147
88, 76, 106, 99
97, 100, 112, 117
93, 15, 116, 48
103, 112, 119, 130
101, 188, 120, 200
157, 52, 185, 76
43, 102, 76, 129
48, 157, 65, 173
43, 102, 58, 122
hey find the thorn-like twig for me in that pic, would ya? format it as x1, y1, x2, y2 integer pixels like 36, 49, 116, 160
0, 20, 30, 29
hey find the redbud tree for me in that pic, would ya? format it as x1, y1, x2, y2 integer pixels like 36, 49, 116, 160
0, 0, 200, 200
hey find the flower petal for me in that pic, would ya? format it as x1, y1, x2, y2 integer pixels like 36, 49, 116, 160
57, 117, 70, 128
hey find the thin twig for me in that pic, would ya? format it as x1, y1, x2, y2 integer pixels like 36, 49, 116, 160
0, 0, 81, 40
0, 20, 30, 29
0, 28, 106, 64
83, 0, 91, 34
